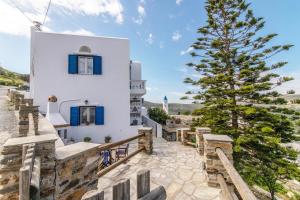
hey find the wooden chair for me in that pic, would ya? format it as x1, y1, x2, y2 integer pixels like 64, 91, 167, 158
116, 144, 129, 161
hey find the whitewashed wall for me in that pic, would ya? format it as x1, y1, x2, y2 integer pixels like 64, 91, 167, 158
30, 30, 140, 143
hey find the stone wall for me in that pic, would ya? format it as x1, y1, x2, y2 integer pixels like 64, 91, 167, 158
1, 135, 57, 200
195, 127, 211, 156
180, 128, 190, 146
138, 127, 153, 154
1, 90, 101, 200
55, 143, 100, 200
203, 134, 233, 188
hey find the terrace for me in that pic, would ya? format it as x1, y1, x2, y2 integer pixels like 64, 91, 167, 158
0, 87, 257, 200
98, 138, 221, 200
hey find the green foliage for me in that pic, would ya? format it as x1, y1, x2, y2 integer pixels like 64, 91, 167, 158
287, 90, 296, 94
185, 0, 299, 198
0, 66, 28, 86
148, 107, 169, 125
83, 137, 91, 142
271, 98, 288, 105
182, 110, 191, 115
291, 99, 300, 104
104, 135, 112, 143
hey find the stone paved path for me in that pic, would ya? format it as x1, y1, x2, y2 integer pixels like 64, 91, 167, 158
0, 87, 18, 150
98, 138, 221, 200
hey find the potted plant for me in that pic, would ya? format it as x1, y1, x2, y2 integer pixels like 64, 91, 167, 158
104, 135, 112, 143
84, 137, 91, 142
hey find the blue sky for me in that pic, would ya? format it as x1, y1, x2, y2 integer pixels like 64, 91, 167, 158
0, 0, 299, 103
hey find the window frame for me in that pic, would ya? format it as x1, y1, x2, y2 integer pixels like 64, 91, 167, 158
78, 55, 93, 75
79, 106, 96, 125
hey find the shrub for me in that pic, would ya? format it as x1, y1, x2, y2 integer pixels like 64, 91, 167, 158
105, 135, 112, 143
148, 107, 169, 125
84, 137, 91, 142
287, 90, 296, 94
174, 118, 181, 124
271, 98, 288, 105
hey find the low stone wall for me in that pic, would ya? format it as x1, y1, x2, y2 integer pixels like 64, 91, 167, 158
55, 142, 100, 200
1, 135, 57, 200
138, 127, 153, 154
195, 127, 211, 155
203, 134, 233, 188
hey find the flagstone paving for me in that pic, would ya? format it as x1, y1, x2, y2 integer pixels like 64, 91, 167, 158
98, 138, 221, 200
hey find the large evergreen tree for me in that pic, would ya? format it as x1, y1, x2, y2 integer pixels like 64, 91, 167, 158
184, 0, 300, 198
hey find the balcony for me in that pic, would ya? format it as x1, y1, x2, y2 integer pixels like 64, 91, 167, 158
130, 80, 146, 95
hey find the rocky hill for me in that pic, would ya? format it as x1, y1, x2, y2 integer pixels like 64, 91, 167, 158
0, 66, 29, 87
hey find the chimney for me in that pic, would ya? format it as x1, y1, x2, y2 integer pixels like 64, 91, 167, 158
46, 95, 58, 117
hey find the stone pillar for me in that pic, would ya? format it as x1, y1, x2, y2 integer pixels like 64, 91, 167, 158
176, 129, 181, 142
22, 98, 33, 106
15, 94, 24, 110
203, 134, 233, 188
9, 90, 16, 102
196, 127, 211, 155
180, 128, 190, 145
31, 107, 39, 135
19, 106, 29, 137
138, 127, 153, 154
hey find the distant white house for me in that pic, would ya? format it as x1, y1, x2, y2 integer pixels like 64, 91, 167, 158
30, 26, 146, 143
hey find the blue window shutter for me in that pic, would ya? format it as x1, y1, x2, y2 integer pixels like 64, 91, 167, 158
95, 106, 104, 125
68, 55, 78, 74
93, 56, 102, 75
70, 107, 80, 126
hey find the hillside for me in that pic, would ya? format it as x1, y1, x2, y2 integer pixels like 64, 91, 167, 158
144, 101, 203, 115
0, 66, 29, 87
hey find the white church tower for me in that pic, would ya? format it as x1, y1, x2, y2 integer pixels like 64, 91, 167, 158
163, 96, 169, 114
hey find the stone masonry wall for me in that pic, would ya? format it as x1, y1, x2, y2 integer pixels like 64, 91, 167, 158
138, 127, 153, 154
196, 127, 211, 156
203, 134, 233, 188
0, 139, 56, 200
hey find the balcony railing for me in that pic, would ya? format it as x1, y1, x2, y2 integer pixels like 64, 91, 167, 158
130, 80, 146, 95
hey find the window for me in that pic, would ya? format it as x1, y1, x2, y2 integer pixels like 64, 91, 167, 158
57, 130, 61, 137
64, 129, 67, 139
80, 106, 95, 125
78, 56, 93, 74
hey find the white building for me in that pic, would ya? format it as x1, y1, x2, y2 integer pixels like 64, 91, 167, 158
30, 27, 146, 143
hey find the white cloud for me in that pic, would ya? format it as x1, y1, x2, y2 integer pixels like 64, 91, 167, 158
133, 0, 146, 25
52, 0, 124, 23
62, 28, 95, 36
146, 33, 154, 45
176, 0, 183, 5
132, 18, 143, 25
172, 31, 182, 41
0, 1, 42, 37
0, 0, 124, 36
180, 47, 193, 55
137, 5, 145, 16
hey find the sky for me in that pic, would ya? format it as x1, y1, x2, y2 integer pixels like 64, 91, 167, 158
0, 0, 299, 103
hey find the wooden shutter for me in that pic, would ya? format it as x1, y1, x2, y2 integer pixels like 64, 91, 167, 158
68, 55, 78, 74
95, 106, 104, 125
70, 106, 80, 126
93, 56, 102, 75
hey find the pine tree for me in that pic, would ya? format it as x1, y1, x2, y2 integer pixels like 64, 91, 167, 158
184, 0, 300, 198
